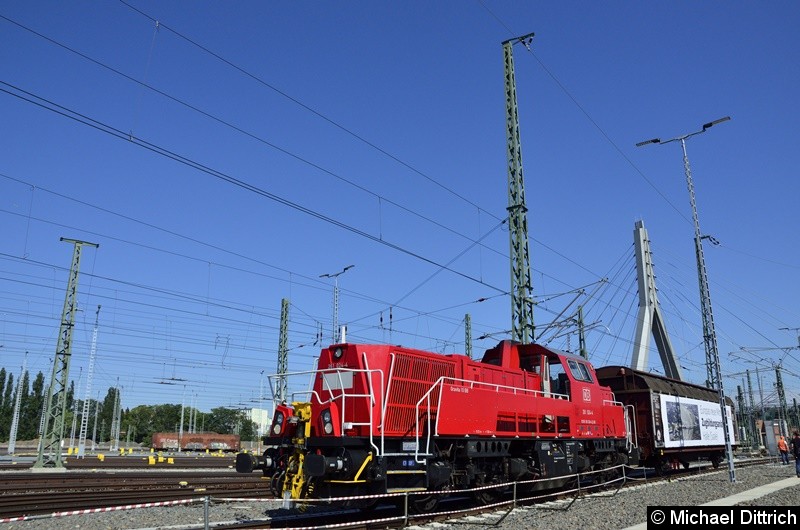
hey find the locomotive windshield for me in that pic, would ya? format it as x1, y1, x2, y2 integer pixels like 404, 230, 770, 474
567, 359, 593, 383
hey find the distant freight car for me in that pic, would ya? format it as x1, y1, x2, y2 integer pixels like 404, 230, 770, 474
595, 366, 737, 471
151, 432, 240, 452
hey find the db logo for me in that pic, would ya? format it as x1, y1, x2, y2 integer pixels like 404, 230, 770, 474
583, 388, 591, 402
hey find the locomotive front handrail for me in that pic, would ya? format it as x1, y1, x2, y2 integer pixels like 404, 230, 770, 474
266, 367, 385, 455
360, 351, 383, 456
380, 352, 398, 432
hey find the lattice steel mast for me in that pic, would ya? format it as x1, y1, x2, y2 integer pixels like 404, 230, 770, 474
34, 238, 99, 468
502, 32, 536, 344
464, 314, 472, 359
110, 378, 121, 451
276, 298, 289, 404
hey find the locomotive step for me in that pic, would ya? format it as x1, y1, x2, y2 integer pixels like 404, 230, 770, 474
386, 487, 428, 493
385, 469, 427, 474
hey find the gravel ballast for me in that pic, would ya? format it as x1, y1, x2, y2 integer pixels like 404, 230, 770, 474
3, 463, 799, 530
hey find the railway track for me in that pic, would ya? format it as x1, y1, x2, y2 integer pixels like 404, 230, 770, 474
0, 456, 776, 528
0, 470, 271, 520
205, 456, 779, 530
0, 453, 237, 470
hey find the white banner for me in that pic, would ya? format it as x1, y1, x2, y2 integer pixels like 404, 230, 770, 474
658, 394, 736, 448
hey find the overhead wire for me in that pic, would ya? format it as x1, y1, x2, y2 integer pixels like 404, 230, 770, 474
117, 1, 498, 222
0, 14, 507, 263
0, 9, 647, 357
5, 5, 794, 401
0, 80, 510, 298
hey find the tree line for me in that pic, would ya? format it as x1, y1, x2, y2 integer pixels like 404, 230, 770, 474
0, 367, 257, 448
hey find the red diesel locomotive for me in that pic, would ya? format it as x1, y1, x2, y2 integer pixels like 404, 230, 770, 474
237, 340, 639, 509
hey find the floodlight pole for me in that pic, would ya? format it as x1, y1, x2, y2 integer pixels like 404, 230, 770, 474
320, 265, 354, 344
637, 116, 735, 483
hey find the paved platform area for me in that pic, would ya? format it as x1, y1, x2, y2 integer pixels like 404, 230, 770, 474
621, 472, 800, 530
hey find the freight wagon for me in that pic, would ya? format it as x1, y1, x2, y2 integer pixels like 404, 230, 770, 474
151, 432, 241, 452
594, 365, 737, 471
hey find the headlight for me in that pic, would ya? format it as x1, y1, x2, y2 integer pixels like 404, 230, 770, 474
321, 408, 333, 434
333, 347, 343, 359
271, 412, 284, 435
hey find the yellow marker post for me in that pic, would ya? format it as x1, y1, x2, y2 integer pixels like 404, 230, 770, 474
148, 456, 156, 465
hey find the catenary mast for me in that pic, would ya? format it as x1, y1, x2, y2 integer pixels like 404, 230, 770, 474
34, 238, 99, 469
502, 33, 536, 344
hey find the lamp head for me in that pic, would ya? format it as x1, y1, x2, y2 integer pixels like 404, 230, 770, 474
702, 116, 731, 131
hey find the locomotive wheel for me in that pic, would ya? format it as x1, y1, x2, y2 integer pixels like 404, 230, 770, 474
271, 470, 286, 497
471, 475, 505, 505
398, 487, 444, 514
595, 465, 622, 489
409, 493, 439, 514
341, 496, 379, 511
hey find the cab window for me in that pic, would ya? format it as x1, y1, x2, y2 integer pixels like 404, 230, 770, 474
567, 359, 593, 383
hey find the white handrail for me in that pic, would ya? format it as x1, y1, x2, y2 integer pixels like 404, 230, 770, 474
624, 403, 638, 453
411, 376, 627, 462
360, 351, 383, 456
412, 376, 569, 462
267, 366, 385, 455
381, 353, 397, 431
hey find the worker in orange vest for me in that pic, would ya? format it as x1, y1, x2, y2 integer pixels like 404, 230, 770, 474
777, 435, 790, 465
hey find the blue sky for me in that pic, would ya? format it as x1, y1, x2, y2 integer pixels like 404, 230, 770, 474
1, 1, 798, 417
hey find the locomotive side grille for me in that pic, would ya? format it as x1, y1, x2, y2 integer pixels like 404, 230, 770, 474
496, 414, 516, 432
519, 414, 538, 433
384, 352, 457, 435
496, 413, 539, 433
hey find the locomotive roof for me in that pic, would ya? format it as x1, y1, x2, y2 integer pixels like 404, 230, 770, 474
487, 340, 595, 361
